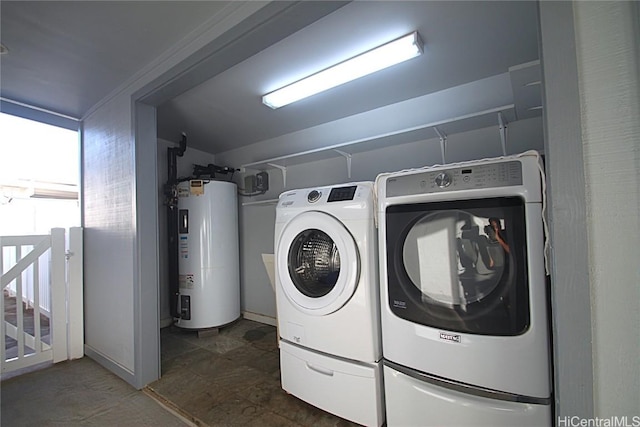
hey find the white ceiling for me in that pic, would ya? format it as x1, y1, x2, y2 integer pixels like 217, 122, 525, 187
1, 1, 541, 155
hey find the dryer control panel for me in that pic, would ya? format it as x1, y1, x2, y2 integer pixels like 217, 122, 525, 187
386, 160, 523, 197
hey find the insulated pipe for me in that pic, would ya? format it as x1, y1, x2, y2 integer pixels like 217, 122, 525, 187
167, 133, 186, 318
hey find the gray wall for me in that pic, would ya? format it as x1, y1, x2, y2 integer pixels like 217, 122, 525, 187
238, 201, 277, 320
221, 117, 544, 321
83, 97, 136, 374
539, 1, 594, 419
81, 2, 269, 388
574, 1, 640, 416
540, 0, 640, 419
156, 138, 216, 327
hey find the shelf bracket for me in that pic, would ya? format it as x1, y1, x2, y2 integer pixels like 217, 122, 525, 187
334, 150, 353, 179
267, 163, 287, 188
498, 112, 508, 156
434, 127, 447, 164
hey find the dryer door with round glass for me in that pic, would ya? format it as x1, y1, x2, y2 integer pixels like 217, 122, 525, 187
277, 211, 360, 316
385, 196, 529, 336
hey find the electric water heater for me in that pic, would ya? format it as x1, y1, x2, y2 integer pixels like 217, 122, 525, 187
175, 180, 240, 329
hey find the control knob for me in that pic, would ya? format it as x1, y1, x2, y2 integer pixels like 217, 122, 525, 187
307, 190, 322, 203
435, 172, 451, 188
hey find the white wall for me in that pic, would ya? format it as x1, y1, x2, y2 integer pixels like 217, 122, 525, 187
574, 1, 640, 416
222, 117, 543, 320
156, 138, 216, 327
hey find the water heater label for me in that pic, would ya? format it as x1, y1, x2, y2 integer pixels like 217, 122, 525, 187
179, 274, 194, 289
179, 235, 188, 258
190, 180, 204, 196
178, 187, 190, 198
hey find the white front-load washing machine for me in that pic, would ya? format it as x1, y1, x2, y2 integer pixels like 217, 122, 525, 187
275, 182, 383, 427
377, 152, 552, 426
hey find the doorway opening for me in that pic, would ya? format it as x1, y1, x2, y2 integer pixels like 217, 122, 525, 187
0, 112, 80, 235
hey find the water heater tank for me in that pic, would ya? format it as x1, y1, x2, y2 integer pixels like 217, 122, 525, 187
175, 180, 240, 329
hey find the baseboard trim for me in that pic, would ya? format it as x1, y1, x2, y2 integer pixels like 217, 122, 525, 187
84, 345, 137, 388
242, 311, 277, 327
159, 317, 174, 328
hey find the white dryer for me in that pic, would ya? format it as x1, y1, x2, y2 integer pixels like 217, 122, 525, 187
377, 152, 552, 426
275, 182, 383, 427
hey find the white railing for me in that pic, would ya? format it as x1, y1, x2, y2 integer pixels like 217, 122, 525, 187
1, 227, 83, 375
3, 248, 51, 315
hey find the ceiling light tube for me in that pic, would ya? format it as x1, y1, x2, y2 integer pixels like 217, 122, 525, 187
262, 31, 423, 109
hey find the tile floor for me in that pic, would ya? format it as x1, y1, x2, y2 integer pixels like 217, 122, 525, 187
148, 318, 359, 427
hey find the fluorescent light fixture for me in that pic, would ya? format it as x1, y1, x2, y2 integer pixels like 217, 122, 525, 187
262, 31, 423, 109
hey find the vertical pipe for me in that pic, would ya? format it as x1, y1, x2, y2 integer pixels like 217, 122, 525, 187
167, 201, 179, 318
167, 134, 186, 319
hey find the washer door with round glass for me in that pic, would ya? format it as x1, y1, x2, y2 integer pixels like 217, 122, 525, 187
277, 211, 360, 316
385, 197, 529, 336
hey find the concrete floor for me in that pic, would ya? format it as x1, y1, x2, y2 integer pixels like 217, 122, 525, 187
149, 318, 358, 426
0, 357, 189, 426
2, 318, 358, 426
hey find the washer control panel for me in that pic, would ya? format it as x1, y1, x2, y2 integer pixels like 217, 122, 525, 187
328, 185, 357, 202
307, 190, 322, 203
305, 185, 358, 203
279, 184, 368, 209
386, 160, 523, 197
